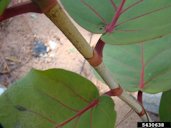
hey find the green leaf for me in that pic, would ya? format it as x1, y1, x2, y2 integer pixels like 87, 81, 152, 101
61, 0, 117, 33
61, 0, 171, 44
103, 35, 171, 93
0, 0, 10, 15
159, 90, 171, 121
0, 69, 116, 128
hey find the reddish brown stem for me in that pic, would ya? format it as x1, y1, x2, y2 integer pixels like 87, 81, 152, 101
137, 91, 143, 104
0, 1, 42, 22
105, 0, 126, 32
55, 99, 99, 128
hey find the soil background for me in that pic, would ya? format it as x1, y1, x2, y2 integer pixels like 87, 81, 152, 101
0, 1, 159, 127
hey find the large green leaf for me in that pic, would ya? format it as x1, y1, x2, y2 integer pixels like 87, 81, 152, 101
159, 90, 171, 121
103, 35, 171, 93
0, 0, 10, 15
61, 0, 171, 44
0, 69, 116, 128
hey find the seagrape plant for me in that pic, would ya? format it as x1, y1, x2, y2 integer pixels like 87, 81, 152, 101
0, 0, 171, 127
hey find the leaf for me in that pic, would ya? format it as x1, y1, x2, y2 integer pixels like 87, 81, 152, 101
103, 34, 171, 93
61, 0, 116, 33
61, 0, 171, 44
0, 69, 116, 128
0, 0, 10, 15
159, 90, 171, 121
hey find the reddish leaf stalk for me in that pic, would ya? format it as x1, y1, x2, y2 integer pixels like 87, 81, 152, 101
55, 99, 99, 128
137, 91, 143, 104
88, 38, 105, 67
0, 1, 42, 22
95, 39, 105, 58
105, 0, 126, 32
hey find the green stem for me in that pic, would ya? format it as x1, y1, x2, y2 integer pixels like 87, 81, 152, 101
95, 63, 151, 122
32, 0, 151, 122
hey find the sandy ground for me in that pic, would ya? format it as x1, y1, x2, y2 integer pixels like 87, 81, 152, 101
0, 6, 159, 127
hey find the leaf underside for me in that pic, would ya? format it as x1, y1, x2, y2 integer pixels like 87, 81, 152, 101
159, 90, 171, 121
0, 0, 10, 15
0, 69, 116, 128
61, 0, 171, 44
103, 35, 171, 93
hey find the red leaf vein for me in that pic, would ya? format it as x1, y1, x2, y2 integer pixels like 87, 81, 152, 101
55, 99, 99, 128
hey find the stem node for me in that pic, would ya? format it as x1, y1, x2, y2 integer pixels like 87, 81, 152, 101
87, 49, 102, 67
105, 86, 123, 96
